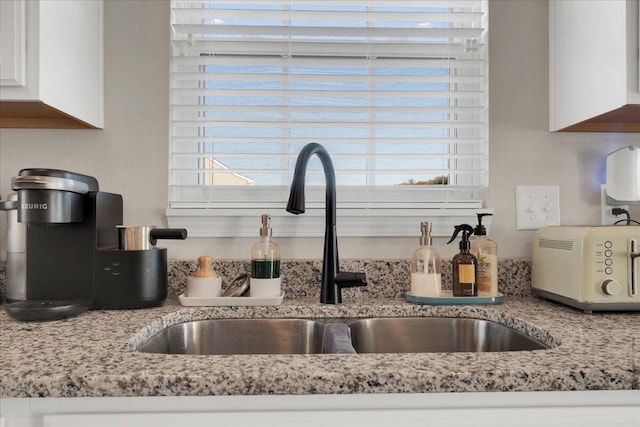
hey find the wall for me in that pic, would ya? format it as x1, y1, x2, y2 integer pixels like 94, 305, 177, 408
1, 0, 638, 261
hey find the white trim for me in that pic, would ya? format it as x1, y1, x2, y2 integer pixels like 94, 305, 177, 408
167, 207, 492, 237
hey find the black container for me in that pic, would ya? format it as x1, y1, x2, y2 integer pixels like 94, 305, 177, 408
94, 248, 168, 309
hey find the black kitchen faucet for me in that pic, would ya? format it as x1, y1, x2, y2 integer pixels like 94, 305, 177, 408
286, 143, 367, 304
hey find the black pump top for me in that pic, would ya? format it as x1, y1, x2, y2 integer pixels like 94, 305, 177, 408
447, 224, 474, 251
474, 213, 493, 236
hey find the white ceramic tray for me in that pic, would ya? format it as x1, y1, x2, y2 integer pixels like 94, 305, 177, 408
406, 290, 503, 305
178, 292, 285, 307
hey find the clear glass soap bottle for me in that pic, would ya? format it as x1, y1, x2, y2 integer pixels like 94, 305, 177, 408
409, 221, 442, 297
251, 214, 281, 279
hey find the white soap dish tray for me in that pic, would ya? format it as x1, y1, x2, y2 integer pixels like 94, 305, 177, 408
179, 292, 285, 307
407, 290, 503, 305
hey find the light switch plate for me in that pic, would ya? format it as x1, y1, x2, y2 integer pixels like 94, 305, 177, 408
515, 186, 560, 230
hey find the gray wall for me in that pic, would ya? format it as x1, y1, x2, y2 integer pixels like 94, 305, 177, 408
1, 0, 638, 261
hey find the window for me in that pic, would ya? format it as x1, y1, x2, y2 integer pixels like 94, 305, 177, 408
168, 1, 489, 237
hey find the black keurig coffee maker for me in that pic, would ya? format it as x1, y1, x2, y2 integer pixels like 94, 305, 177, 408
5, 168, 187, 321
7, 169, 122, 320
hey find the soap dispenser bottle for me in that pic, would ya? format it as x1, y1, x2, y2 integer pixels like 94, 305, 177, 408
470, 213, 498, 296
447, 224, 478, 297
250, 214, 281, 297
409, 221, 442, 297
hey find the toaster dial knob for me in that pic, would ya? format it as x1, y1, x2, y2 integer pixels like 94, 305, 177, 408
601, 279, 621, 296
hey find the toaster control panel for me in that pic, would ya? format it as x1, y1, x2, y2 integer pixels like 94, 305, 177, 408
595, 237, 638, 298
594, 237, 638, 298
595, 239, 618, 278
599, 240, 614, 276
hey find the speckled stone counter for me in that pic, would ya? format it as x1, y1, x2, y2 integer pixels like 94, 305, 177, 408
0, 259, 638, 397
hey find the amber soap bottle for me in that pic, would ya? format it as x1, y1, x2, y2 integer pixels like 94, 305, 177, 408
447, 224, 478, 297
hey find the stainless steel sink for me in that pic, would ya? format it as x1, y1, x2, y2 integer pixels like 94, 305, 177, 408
348, 317, 548, 353
137, 318, 325, 355
135, 317, 549, 355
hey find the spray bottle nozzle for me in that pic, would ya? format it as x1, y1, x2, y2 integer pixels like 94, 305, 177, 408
447, 224, 474, 250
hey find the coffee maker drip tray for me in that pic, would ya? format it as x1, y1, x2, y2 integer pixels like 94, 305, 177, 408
5, 300, 92, 322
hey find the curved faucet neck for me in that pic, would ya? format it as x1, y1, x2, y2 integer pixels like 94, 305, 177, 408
288, 142, 336, 226
286, 143, 339, 302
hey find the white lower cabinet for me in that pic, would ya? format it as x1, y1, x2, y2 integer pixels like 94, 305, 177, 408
1, 391, 639, 427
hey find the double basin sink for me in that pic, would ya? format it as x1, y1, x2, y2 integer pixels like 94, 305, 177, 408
136, 317, 549, 355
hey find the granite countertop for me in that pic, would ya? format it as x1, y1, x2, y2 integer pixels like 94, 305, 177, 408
0, 259, 639, 398
1, 296, 639, 397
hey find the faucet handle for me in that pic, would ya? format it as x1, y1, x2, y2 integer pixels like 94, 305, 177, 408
322, 272, 367, 304
335, 272, 368, 289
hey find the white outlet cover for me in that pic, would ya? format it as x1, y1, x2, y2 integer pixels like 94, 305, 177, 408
515, 186, 561, 230
601, 185, 629, 225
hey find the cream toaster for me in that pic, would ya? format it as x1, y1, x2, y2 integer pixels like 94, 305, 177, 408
532, 225, 640, 313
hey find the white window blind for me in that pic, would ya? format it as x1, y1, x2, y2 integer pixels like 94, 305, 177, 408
168, 0, 489, 237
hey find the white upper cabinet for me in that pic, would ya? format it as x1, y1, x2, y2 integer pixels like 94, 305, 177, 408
0, 0, 103, 129
549, 0, 639, 132
0, 0, 26, 88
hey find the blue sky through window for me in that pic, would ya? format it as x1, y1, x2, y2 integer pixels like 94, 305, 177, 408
191, 1, 478, 187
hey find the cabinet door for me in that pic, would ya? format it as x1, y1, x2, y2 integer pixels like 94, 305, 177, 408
549, 0, 640, 132
0, 0, 26, 87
